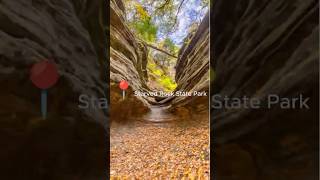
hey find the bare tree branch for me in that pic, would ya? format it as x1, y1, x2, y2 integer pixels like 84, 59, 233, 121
144, 43, 178, 58
156, 0, 171, 10
170, 0, 187, 33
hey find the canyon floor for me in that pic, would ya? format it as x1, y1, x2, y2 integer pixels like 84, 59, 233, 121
110, 107, 210, 179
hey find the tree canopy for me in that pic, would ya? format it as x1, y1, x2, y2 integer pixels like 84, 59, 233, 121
123, 0, 209, 92
124, 0, 208, 46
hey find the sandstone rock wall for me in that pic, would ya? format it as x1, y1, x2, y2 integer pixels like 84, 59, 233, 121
0, 0, 107, 178
110, 0, 210, 112
0, 0, 107, 126
164, 12, 210, 113
110, 0, 151, 121
212, 0, 318, 179
110, 0, 149, 87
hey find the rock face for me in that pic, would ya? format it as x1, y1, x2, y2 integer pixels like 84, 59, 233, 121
110, 0, 149, 88
0, 0, 107, 179
155, 13, 210, 115
212, 0, 318, 179
110, 0, 150, 121
110, 0, 210, 119
0, 0, 107, 125
172, 12, 210, 108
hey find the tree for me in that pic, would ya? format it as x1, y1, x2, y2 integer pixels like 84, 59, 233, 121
151, 38, 178, 67
125, 0, 187, 36
124, 1, 158, 43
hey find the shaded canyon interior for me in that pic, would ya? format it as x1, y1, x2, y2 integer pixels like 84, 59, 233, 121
0, 0, 318, 179
212, 0, 318, 179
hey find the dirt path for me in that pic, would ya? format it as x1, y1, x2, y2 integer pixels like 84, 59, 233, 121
110, 108, 210, 179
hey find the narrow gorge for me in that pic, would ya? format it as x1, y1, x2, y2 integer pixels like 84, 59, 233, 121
110, 0, 210, 178
0, 0, 317, 179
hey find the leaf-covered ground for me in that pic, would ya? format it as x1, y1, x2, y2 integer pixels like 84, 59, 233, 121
110, 113, 210, 179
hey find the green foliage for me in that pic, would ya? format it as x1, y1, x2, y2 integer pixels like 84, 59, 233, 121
153, 38, 178, 67
131, 16, 158, 42
153, 1, 176, 35
149, 62, 163, 76
126, 2, 158, 43
163, 38, 178, 54
159, 76, 177, 91
122, 0, 208, 91
201, 0, 210, 7
147, 61, 177, 91
125, 0, 209, 42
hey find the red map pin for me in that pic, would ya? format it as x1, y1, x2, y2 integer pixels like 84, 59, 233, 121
30, 60, 59, 119
119, 80, 129, 90
30, 60, 59, 89
119, 80, 129, 100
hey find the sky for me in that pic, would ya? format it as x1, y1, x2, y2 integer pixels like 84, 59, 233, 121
160, 0, 208, 46
125, 0, 208, 46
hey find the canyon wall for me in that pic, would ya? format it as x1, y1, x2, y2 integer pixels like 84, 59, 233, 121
0, 0, 107, 126
158, 12, 210, 117
0, 0, 107, 179
110, 0, 150, 122
172, 12, 210, 109
212, 0, 318, 179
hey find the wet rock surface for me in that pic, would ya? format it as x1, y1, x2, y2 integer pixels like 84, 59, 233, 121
212, 0, 318, 179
